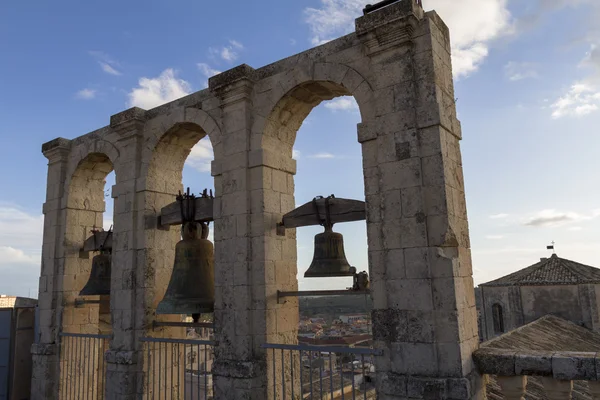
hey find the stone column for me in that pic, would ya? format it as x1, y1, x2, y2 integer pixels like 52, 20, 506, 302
104, 108, 146, 399
355, 2, 482, 399
31, 138, 72, 400
210, 65, 296, 400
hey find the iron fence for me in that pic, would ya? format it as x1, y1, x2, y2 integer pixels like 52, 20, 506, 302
59, 332, 110, 400
141, 336, 214, 400
262, 342, 382, 400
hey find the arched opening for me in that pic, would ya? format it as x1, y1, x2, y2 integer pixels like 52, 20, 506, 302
142, 120, 216, 399
62, 152, 114, 334
492, 303, 504, 334
262, 78, 373, 398
145, 122, 215, 331
60, 152, 114, 399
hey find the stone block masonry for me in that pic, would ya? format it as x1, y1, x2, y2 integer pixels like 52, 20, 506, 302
33, 1, 481, 399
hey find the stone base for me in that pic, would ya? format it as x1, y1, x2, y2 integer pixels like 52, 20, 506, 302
30, 346, 58, 400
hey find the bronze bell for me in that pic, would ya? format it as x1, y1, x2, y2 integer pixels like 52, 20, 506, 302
79, 251, 112, 296
304, 224, 356, 278
156, 221, 215, 315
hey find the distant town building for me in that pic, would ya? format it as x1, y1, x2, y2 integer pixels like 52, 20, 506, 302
476, 254, 600, 341
338, 314, 368, 324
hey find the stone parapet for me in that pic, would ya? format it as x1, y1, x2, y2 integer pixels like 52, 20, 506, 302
474, 348, 600, 381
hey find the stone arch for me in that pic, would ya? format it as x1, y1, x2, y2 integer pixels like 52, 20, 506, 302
61, 151, 115, 336
140, 106, 221, 335
253, 62, 375, 155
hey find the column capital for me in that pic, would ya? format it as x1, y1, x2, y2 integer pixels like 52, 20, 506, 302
355, 0, 423, 56
209, 64, 257, 106
110, 107, 146, 137
42, 138, 71, 164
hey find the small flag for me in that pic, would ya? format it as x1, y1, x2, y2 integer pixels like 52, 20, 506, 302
547, 245, 554, 250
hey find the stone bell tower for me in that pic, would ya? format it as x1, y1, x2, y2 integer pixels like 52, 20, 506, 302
31, 1, 481, 399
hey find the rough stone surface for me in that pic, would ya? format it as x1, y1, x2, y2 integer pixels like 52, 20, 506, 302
34, 1, 481, 399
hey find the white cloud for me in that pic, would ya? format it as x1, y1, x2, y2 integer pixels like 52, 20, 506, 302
303, 0, 513, 78
569, 226, 583, 231
0, 247, 39, 266
100, 62, 121, 76
523, 209, 600, 227
127, 68, 192, 110
209, 40, 244, 63
89, 51, 122, 76
485, 235, 505, 240
186, 139, 214, 173
323, 97, 359, 112
0, 206, 43, 297
504, 61, 539, 81
550, 82, 600, 119
293, 149, 301, 159
76, 88, 96, 100
197, 63, 221, 88
308, 152, 336, 159
490, 213, 509, 219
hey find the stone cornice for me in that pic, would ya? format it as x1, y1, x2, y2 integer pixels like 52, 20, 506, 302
42, 138, 71, 163
355, 0, 423, 56
209, 64, 257, 106
473, 347, 600, 381
110, 107, 146, 137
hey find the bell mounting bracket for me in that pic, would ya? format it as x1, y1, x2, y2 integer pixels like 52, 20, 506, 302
276, 194, 366, 235
276, 194, 370, 303
78, 226, 113, 259
158, 187, 214, 228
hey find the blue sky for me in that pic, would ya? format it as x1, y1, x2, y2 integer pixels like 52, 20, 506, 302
1, 0, 600, 297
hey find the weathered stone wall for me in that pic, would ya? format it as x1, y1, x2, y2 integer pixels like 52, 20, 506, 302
33, 1, 481, 399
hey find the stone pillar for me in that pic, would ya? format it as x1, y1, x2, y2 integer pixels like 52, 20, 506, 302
210, 65, 297, 400
104, 108, 146, 399
497, 376, 527, 400
355, 1, 482, 399
31, 138, 72, 400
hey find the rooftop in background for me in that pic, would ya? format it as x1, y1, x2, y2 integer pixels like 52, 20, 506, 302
480, 253, 600, 287
0, 296, 37, 308
482, 314, 600, 352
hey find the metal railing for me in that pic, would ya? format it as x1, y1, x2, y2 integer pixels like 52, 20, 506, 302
141, 336, 214, 400
262, 342, 382, 400
59, 332, 110, 400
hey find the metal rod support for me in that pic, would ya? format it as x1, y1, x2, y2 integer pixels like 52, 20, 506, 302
277, 289, 370, 300
152, 320, 214, 329
74, 299, 102, 307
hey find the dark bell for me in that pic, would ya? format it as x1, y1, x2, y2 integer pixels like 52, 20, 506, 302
156, 221, 215, 315
304, 225, 355, 278
79, 251, 111, 296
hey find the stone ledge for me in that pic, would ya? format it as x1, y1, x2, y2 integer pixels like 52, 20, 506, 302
109, 107, 146, 134
209, 64, 257, 93
355, 0, 423, 36
105, 350, 136, 365
248, 149, 297, 174
474, 348, 600, 381
41, 137, 71, 154
31, 342, 57, 356
212, 359, 265, 379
